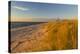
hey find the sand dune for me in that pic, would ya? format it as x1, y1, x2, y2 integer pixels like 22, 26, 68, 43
10, 20, 78, 53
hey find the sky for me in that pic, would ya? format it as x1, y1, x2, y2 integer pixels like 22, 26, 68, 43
10, 1, 78, 22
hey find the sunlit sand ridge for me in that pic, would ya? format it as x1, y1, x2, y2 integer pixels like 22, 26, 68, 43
10, 19, 78, 53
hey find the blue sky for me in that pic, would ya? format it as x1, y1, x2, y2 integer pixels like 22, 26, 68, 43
11, 1, 78, 22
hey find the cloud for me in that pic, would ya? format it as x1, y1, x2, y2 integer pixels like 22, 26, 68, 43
12, 6, 29, 11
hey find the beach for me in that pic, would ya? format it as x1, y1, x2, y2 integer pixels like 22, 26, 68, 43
10, 20, 78, 53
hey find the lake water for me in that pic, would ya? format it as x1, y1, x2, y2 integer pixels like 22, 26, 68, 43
10, 22, 45, 29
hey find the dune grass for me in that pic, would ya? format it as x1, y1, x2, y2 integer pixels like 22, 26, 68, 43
11, 19, 78, 53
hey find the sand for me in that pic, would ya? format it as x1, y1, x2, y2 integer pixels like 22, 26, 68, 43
10, 20, 78, 53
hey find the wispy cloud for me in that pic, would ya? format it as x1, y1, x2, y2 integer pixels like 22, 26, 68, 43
12, 6, 29, 11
